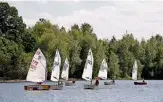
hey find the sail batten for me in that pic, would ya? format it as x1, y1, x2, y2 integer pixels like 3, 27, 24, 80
26, 48, 46, 82
61, 58, 69, 81
82, 49, 94, 81
132, 60, 138, 80
51, 49, 61, 82
98, 59, 108, 80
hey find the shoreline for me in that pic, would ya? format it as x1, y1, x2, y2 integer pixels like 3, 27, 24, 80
0, 80, 26, 83
0, 78, 161, 83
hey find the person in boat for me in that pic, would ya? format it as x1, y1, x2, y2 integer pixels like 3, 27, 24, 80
59, 81, 63, 85
94, 77, 99, 86
72, 78, 76, 84
37, 82, 42, 85
143, 78, 145, 82
111, 79, 115, 83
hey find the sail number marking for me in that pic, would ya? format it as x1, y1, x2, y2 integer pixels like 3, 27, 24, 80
63, 64, 68, 71
87, 60, 92, 65
101, 65, 106, 72
36, 51, 40, 55
54, 61, 59, 66
30, 60, 38, 70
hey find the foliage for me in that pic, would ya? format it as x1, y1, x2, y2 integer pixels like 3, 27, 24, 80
1, 2, 163, 80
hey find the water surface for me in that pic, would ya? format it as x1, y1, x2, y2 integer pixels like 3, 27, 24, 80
0, 80, 163, 102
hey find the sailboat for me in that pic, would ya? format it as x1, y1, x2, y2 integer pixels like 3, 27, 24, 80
50, 49, 63, 90
61, 58, 74, 86
24, 48, 59, 91
82, 49, 96, 89
132, 60, 147, 85
98, 59, 115, 85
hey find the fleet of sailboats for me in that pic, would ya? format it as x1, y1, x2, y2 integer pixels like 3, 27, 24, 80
24, 48, 147, 91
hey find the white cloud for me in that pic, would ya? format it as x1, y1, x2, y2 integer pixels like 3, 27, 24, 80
23, 1, 163, 41
23, 12, 56, 26
54, 0, 80, 4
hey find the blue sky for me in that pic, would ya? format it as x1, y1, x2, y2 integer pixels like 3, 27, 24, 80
6, 0, 163, 40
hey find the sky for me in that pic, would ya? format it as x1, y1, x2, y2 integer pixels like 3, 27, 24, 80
5, 0, 163, 41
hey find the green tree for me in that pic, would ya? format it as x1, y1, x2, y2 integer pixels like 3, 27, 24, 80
108, 51, 119, 79
0, 2, 26, 43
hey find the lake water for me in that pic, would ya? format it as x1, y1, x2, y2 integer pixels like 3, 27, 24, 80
0, 80, 163, 102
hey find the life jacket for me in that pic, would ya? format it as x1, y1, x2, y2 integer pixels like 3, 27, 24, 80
112, 80, 115, 83
37, 82, 42, 85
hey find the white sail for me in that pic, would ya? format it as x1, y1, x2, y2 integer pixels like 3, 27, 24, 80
82, 49, 94, 81
51, 49, 61, 81
61, 58, 69, 81
26, 48, 46, 82
132, 60, 138, 80
98, 59, 108, 80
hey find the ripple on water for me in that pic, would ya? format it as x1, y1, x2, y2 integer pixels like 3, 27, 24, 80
0, 80, 163, 102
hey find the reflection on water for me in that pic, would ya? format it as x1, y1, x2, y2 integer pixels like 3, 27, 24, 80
0, 80, 163, 102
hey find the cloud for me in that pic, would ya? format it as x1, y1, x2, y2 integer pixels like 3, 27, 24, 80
23, 1, 163, 41
23, 12, 56, 26
55, 0, 80, 3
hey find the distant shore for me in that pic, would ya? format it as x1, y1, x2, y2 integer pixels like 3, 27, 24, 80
0, 78, 161, 83
0, 78, 83, 83
0, 80, 26, 83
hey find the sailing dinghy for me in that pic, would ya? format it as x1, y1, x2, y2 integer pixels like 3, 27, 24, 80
82, 49, 96, 89
60, 58, 75, 86
132, 60, 147, 85
24, 48, 60, 91
98, 59, 115, 85
50, 49, 63, 90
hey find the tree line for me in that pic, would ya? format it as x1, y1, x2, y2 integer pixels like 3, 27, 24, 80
0, 2, 163, 80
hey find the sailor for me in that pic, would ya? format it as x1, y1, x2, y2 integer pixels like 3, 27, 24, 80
111, 79, 115, 83
37, 82, 42, 85
94, 77, 99, 86
59, 81, 63, 85
143, 78, 145, 82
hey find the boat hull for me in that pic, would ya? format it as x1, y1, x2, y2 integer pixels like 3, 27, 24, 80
84, 84, 97, 89
24, 85, 63, 91
104, 82, 115, 85
134, 82, 147, 85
